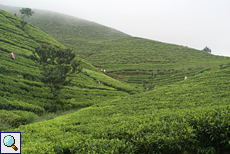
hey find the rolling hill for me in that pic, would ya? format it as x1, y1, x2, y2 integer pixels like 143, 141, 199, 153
1, 5, 229, 83
0, 9, 136, 131
0, 4, 130, 41
1, 5, 230, 154
15, 53, 230, 153
2, 5, 229, 88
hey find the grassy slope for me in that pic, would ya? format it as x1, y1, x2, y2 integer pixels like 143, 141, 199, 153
0, 5, 129, 41
15, 62, 230, 153
2, 6, 230, 153
25, 10, 130, 41
73, 37, 228, 71
0, 9, 136, 131
69, 37, 230, 89
1, 5, 229, 88
18, 8, 230, 88
0, 9, 60, 130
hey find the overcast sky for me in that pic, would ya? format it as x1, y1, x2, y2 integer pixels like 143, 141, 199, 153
1, 0, 230, 57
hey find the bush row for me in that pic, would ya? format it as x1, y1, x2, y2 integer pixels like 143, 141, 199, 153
0, 97, 45, 114
0, 110, 39, 129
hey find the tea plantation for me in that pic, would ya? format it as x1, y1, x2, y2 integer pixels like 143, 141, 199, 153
2, 5, 229, 88
1, 7, 230, 154
5, 6, 228, 89
15, 63, 230, 154
0, 9, 137, 131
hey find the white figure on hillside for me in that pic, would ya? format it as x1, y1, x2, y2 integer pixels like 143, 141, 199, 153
184, 76, 188, 80
103, 69, 106, 73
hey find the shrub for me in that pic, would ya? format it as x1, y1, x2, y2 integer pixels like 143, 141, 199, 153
0, 98, 45, 114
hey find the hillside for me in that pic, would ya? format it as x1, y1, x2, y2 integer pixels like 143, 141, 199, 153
1, 5, 229, 89
0, 9, 137, 131
73, 37, 228, 71
0, 5, 130, 41
1, 5, 230, 154
15, 58, 230, 153
56, 36, 230, 88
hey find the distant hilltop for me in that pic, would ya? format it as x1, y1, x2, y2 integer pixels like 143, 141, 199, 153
0, 4, 130, 41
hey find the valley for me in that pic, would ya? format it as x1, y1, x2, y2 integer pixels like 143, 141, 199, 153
0, 6, 230, 153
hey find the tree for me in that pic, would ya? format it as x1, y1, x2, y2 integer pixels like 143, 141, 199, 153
19, 8, 34, 19
19, 8, 34, 29
33, 44, 82, 111
143, 72, 157, 91
203, 46, 212, 53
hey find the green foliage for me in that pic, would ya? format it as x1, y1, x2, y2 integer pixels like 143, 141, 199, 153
14, 64, 230, 153
143, 72, 157, 91
2, 7, 230, 154
0, 97, 45, 114
2, 6, 229, 89
33, 44, 82, 111
0, 10, 61, 114
19, 8, 34, 19
42, 33, 227, 88
203, 46, 212, 53
23, 9, 129, 41
19, 8, 34, 29
0, 121, 13, 132
0, 9, 133, 119
0, 110, 23, 128
189, 107, 230, 154
0, 110, 39, 129
81, 69, 137, 94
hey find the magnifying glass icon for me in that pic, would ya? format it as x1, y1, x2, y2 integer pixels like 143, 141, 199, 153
3, 135, 18, 151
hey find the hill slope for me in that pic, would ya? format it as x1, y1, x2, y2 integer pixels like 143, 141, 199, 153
1, 5, 229, 88
15, 58, 230, 154
18, 9, 230, 86
0, 5, 130, 41
2, 6, 230, 154
73, 37, 228, 71
69, 37, 230, 89
0, 9, 137, 131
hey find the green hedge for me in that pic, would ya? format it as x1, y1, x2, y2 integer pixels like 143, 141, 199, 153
0, 98, 45, 114
0, 110, 39, 129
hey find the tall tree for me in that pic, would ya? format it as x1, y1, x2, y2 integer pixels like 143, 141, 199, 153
19, 8, 34, 29
33, 44, 82, 111
19, 8, 34, 19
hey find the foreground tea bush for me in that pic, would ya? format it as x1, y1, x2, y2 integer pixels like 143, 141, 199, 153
0, 110, 39, 129
16, 105, 230, 153
14, 65, 230, 153
0, 98, 45, 114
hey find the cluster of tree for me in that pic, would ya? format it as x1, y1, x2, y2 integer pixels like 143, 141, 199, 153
18, 8, 82, 111
203, 46, 212, 53
33, 44, 82, 111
